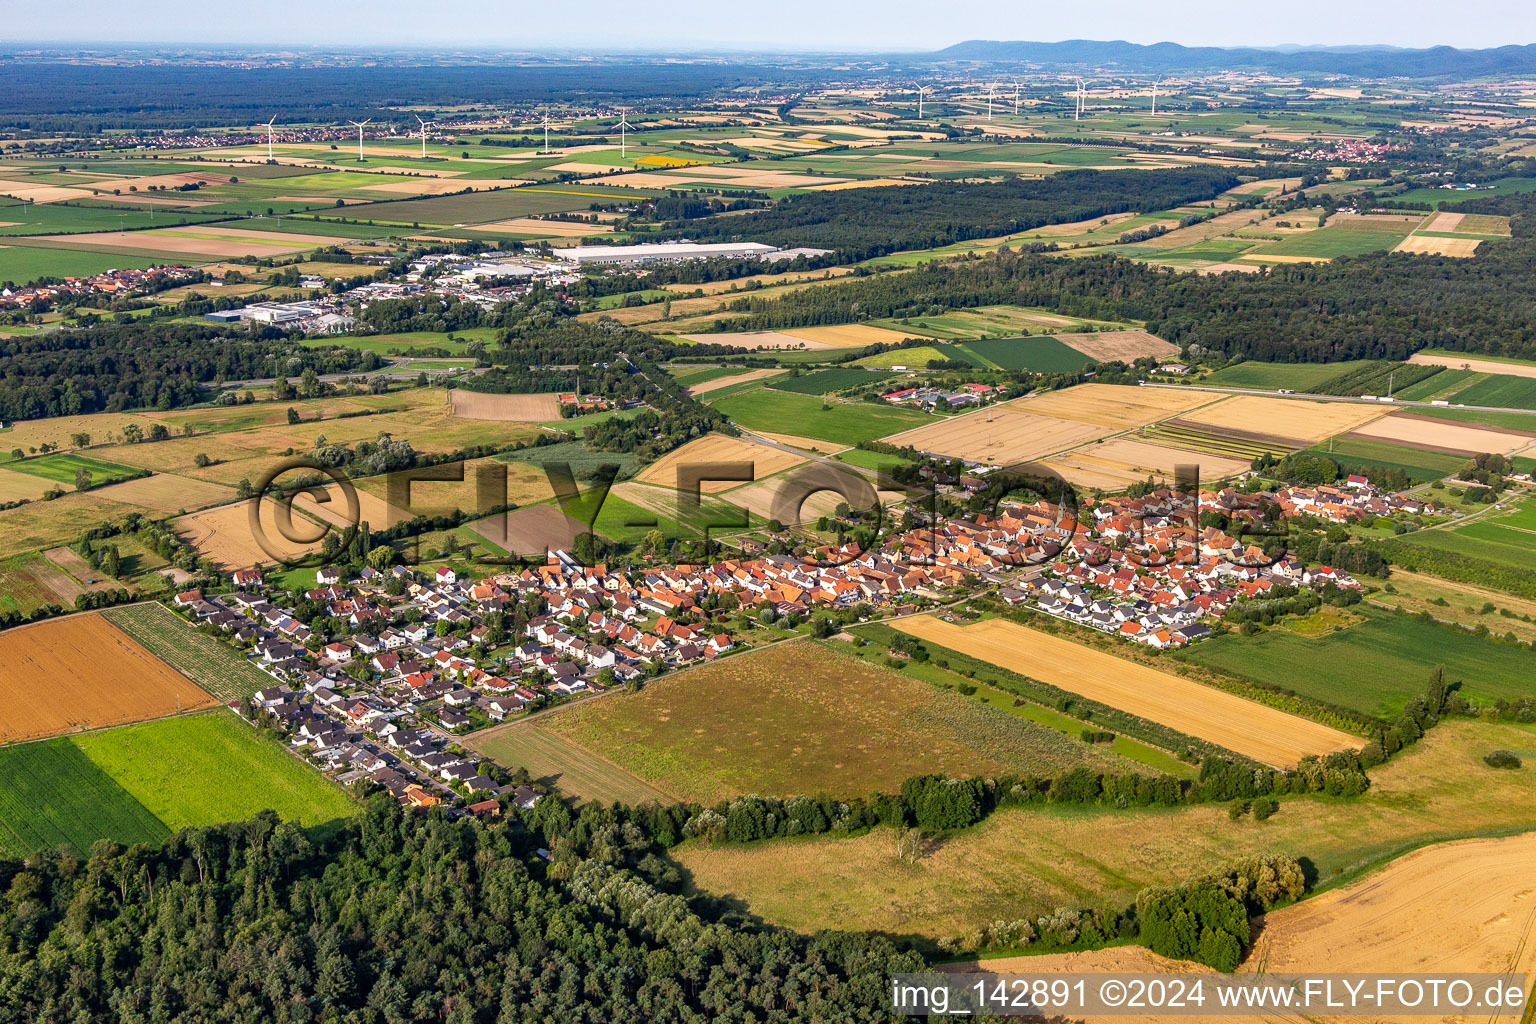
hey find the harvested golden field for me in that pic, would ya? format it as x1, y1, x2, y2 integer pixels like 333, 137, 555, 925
1042, 437, 1249, 490
1426, 211, 1465, 232
0, 615, 219, 743
1408, 351, 1536, 378
0, 468, 57, 503
776, 324, 918, 348
1394, 234, 1482, 257
893, 616, 1358, 766
684, 367, 786, 396
539, 640, 1134, 805
881, 407, 1107, 466
677, 330, 831, 350
1346, 412, 1534, 456
357, 456, 557, 519
1009, 383, 1217, 429
448, 390, 561, 421
86, 474, 235, 514
673, 719, 1536, 946
637, 433, 805, 493
1256, 831, 1536, 983
1056, 330, 1179, 362
1180, 394, 1386, 445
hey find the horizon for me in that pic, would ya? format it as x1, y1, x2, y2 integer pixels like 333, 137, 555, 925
5, 1, 1535, 53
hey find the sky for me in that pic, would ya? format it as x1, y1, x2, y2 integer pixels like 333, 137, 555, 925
8, 0, 1534, 51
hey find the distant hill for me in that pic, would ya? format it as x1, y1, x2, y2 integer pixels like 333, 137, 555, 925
929, 39, 1536, 77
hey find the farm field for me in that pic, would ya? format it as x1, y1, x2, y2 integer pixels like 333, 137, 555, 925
466, 724, 678, 805
1441, 372, 1536, 411
0, 614, 220, 744
101, 602, 274, 704
6, 451, 142, 486
1247, 223, 1415, 261
880, 406, 1107, 466
1041, 437, 1249, 491
1304, 437, 1467, 482
1407, 350, 1536, 379
767, 367, 897, 394
681, 367, 785, 395
954, 336, 1092, 372
637, 432, 806, 493
1053, 330, 1179, 362
892, 615, 1359, 766
533, 640, 1135, 804
1344, 412, 1534, 456
0, 739, 170, 857
710, 388, 931, 445
173, 497, 327, 569
1202, 360, 1375, 391
1180, 605, 1536, 715
0, 550, 96, 616
671, 719, 1536, 943
1009, 382, 1217, 429
72, 713, 357, 832
1177, 393, 1386, 445
448, 390, 563, 421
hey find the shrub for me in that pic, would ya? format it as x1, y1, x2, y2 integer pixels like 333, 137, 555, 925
1252, 796, 1277, 821
1484, 750, 1523, 769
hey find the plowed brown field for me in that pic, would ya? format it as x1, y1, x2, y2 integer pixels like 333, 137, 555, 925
0, 614, 219, 743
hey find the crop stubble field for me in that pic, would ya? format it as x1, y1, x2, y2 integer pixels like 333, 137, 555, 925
0, 614, 220, 743
892, 616, 1359, 766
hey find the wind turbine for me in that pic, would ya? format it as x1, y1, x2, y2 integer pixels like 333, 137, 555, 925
1075, 79, 1086, 121
541, 110, 551, 154
1151, 79, 1161, 116
264, 115, 277, 160
986, 83, 996, 121
415, 115, 436, 158
616, 107, 634, 159
916, 84, 929, 119
347, 118, 371, 161
1012, 78, 1024, 114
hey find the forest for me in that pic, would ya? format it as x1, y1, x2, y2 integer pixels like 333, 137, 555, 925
666, 168, 1243, 261
705, 198, 1536, 362
0, 325, 374, 421
0, 797, 921, 1022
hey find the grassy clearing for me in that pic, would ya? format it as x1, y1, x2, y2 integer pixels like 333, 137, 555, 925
0, 739, 170, 857
468, 723, 677, 805
101, 603, 273, 704
1303, 438, 1466, 482
670, 719, 1536, 945
72, 713, 356, 833
534, 640, 1134, 805
1253, 226, 1411, 259
1179, 605, 1536, 716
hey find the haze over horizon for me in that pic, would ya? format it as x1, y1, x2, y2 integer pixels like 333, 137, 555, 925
7, 0, 1535, 53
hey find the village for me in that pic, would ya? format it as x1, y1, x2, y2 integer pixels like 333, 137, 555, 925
150, 463, 1435, 814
